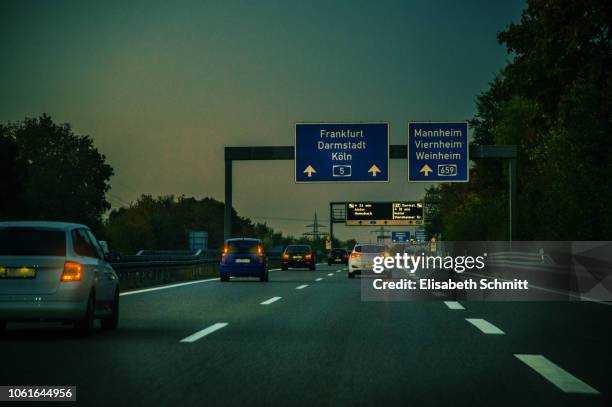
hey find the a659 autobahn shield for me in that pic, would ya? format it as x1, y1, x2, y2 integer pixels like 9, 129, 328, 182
295, 123, 389, 183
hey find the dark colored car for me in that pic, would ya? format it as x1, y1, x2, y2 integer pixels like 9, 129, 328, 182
281, 245, 315, 270
219, 238, 268, 282
328, 248, 348, 265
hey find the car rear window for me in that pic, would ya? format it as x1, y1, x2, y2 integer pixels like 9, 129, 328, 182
332, 249, 346, 254
286, 245, 311, 253
0, 227, 66, 256
355, 245, 386, 253
227, 240, 259, 254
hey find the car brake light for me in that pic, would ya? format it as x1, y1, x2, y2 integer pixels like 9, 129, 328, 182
283, 254, 289, 260
61, 261, 82, 282
223, 244, 229, 254
350, 252, 361, 259
305, 253, 312, 260
257, 245, 263, 256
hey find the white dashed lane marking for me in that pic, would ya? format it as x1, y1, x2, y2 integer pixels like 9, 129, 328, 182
515, 354, 599, 394
260, 296, 282, 305
444, 301, 465, 310
465, 318, 505, 335
180, 323, 228, 343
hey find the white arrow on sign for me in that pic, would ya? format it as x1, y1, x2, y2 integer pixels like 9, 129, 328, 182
419, 164, 433, 176
368, 164, 381, 176
303, 165, 316, 177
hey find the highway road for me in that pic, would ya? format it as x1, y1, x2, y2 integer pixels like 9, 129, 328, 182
1, 264, 610, 406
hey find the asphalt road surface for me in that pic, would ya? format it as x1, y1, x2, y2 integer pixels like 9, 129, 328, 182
1, 264, 610, 406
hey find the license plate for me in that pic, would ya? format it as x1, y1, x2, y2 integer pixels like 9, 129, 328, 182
235, 258, 251, 264
0, 266, 37, 279
335, 259, 342, 262
293, 256, 302, 260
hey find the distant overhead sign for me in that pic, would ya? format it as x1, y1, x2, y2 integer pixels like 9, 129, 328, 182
295, 123, 389, 182
391, 231, 411, 242
415, 230, 427, 241
345, 202, 424, 226
408, 122, 469, 182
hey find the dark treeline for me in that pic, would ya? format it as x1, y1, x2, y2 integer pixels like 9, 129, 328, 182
0, 116, 344, 253
426, 0, 612, 241
105, 195, 353, 254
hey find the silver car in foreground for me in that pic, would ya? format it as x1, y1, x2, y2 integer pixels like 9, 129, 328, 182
0, 222, 119, 336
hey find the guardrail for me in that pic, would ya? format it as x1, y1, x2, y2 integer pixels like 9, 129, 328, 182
111, 254, 282, 290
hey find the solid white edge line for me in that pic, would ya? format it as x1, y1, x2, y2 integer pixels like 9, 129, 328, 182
444, 301, 465, 310
514, 354, 599, 394
180, 322, 228, 343
296, 284, 308, 290
120, 278, 218, 296
465, 318, 505, 334
261, 296, 282, 305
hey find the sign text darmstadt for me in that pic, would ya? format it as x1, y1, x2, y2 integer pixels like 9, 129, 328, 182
408, 122, 469, 182
295, 123, 389, 182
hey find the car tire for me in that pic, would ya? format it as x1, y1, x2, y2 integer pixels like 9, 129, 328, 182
260, 271, 269, 282
74, 292, 95, 337
101, 290, 119, 330
348, 272, 355, 279
310, 264, 316, 271
328, 261, 331, 266
220, 274, 229, 282
0, 320, 6, 332
281, 265, 288, 271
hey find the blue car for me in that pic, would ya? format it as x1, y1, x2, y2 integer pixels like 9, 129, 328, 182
219, 238, 269, 282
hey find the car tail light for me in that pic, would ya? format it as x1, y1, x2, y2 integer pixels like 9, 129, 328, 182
350, 252, 361, 259
223, 244, 229, 254
257, 245, 263, 256
283, 254, 289, 260
61, 261, 82, 282
305, 253, 312, 260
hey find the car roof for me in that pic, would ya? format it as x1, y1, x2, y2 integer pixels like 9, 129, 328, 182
286, 244, 310, 247
225, 238, 261, 243
0, 221, 89, 231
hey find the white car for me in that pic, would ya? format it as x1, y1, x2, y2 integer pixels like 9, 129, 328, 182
0, 221, 120, 336
348, 244, 389, 279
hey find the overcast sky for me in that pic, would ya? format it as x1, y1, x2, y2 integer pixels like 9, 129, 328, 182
1, 0, 525, 243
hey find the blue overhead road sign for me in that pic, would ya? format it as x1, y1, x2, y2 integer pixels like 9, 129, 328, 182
391, 231, 410, 242
295, 123, 389, 182
408, 122, 469, 182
